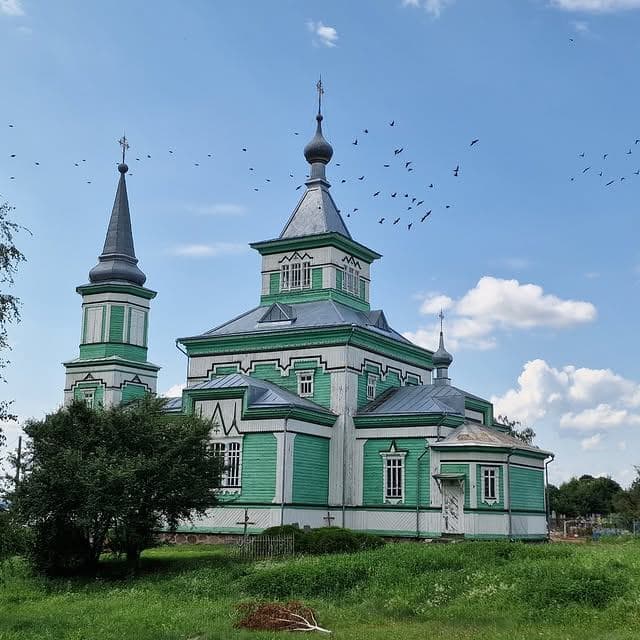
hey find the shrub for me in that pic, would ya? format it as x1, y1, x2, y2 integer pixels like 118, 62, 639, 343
303, 527, 384, 555
260, 525, 308, 551
0, 511, 31, 560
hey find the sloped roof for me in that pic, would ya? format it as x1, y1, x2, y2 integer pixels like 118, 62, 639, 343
185, 373, 335, 415
357, 384, 467, 417
182, 299, 411, 344
432, 422, 552, 455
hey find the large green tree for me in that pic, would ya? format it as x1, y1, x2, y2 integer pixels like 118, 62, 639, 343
549, 475, 623, 517
613, 468, 640, 528
13, 397, 222, 574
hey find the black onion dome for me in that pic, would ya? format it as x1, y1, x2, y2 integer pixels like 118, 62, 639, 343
304, 114, 333, 165
433, 332, 453, 367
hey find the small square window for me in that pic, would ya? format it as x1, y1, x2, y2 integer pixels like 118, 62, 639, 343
297, 371, 314, 397
366, 374, 377, 400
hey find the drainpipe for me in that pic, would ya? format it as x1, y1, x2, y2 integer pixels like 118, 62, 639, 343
341, 325, 357, 529
544, 453, 555, 539
416, 414, 449, 538
506, 447, 516, 540
280, 407, 294, 526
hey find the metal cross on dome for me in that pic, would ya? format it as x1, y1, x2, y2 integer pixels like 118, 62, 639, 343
439, 308, 445, 332
118, 134, 129, 163
316, 76, 324, 114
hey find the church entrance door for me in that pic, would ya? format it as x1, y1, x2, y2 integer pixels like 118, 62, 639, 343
442, 480, 464, 535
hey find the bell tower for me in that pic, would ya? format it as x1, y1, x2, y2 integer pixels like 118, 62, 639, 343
63, 136, 159, 407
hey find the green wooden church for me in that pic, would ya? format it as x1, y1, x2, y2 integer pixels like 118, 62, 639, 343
64, 102, 552, 540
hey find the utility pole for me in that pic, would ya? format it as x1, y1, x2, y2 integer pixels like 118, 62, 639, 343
14, 435, 22, 488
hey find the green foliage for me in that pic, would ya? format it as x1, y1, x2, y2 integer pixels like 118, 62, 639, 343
302, 527, 385, 555
12, 397, 222, 574
260, 524, 308, 549
612, 467, 640, 527
549, 474, 624, 517
495, 414, 536, 445
0, 511, 30, 561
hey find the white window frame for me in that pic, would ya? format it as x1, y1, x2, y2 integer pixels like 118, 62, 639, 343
82, 389, 95, 408
129, 309, 146, 347
342, 266, 360, 296
481, 466, 499, 505
213, 439, 242, 492
85, 306, 103, 344
281, 260, 312, 291
380, 444, 407, 504
366, 374, 378, 401
297, 370, 314, 398
302, 261, 311, 288
281, 264, 290, 290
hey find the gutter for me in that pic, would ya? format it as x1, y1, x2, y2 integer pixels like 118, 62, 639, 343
544, 453, 555, 539
341, 325, 356, 528
175, 340, 189, 393
507, 447, 516, 539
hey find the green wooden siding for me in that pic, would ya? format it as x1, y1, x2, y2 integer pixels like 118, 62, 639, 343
476, 464, 504, 510
440, 463, 471, 509
335, 268, 343, 290
79, 343, 147, 362
312, 267, 323, 290
509, 466, 545, 511
250, 361, 331, 409
240, 433, 277, 503
73, 382, 104, 408
357, 364, 402, 408
269, 272, 280, 295
109, 305, 125, 343
259, 287, 370, 312
292, 434, 329, 504
121, 382, 147, 404
362, 438, 429, 506
212, 364, 240, 376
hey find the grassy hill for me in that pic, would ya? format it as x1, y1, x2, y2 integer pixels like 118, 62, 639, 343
1, 539, 639, 639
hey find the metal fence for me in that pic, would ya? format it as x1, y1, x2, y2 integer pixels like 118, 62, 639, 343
236, 534, 296, 561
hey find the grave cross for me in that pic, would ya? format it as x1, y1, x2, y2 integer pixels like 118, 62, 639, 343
236, 508, 255, 540
323, 511, 335, 527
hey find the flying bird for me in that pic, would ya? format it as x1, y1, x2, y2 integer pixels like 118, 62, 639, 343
9, 154, 16, 158
582, 167, 590, 173
405, 161, 413, 168
603, 154, 608, 159
373, 191, 380, 197
394, 148, 403, 155
635, 170, 640, 176
407, 223, 413, 230
391, 192, 397, 198
598, 171, 603, 177
635, 139, 640, 145
470, 139, 479, 146
341, 179, 346, 183
411, 197, 416, 203
579, 152, 585, 158
605, 180, 615, 186
296, 185, 302, 190
8, 124, 13, 127
428, 183, 434, 188
363, 129, 369, 134
358, 175, 365, 180
353, 139, 358, 146
353, 208, 358, 212
417, 200, 424, 206
393, 217, 400, 225
627, 149, 633, 155
389, 120, 395, 127
383, 164, 390, 167
421, 211, 432, 222
242, 148, 247, 152
378, 218, 385, 224
445, 205, 451, 209
453, 165, 459, 177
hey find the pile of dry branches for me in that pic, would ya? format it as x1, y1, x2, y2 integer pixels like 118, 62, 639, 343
235, 601, 331, 633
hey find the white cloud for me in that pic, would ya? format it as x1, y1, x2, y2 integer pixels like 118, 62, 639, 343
405, 276, 596, 351
307, 21, 338, 48
492, 359, 640, 435
171, 242, 247, 258
402, 0, 456, 17
192, 203, 246, 217
581, 433, 602, 450
552, 0, 640, 11
162, 383, 185, 398
572, 19, 590, 33
0, 0, 24, 16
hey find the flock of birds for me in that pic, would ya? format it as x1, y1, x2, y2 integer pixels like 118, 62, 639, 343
570, 138, 640, 187
2, 118, 480, 234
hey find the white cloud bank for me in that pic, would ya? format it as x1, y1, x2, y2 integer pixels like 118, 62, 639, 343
162, 383, 185, 398
552, 0, 640, 12
402, 0, 456, 17
307, 21, 338, 48
492, 359, 640, 434
405, 276, 596, 351
170, 242, 247, 258
0, 0, 24, 16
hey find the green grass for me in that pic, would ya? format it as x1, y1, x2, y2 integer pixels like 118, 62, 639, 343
1, 540, 640, 639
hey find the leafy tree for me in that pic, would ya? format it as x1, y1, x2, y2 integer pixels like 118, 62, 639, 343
12, 397, 222, 574
613, 467, 640, 527
549, 475, 623, 517
496, 414, 536, 445
0, 201, 28, 430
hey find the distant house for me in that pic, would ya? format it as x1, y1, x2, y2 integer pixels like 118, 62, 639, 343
63, 94, 552, 541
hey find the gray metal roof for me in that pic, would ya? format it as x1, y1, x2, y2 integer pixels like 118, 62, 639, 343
433, 422, 552, 455
163, 396, 183, 413
186, 299, 411, 344
357, 384, 467, 417
186, 373, 335, 414
88, 163, 147, 286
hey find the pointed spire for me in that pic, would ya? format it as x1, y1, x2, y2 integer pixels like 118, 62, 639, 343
433, 309, 453, 386
88, 136, 146, 286
280, 78, 350, 240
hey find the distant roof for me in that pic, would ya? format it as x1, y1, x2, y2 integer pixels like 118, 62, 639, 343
163, 396, 183, 413
181, 299, 411, 345
185, 373, 335, 415
433, 422, 552, 455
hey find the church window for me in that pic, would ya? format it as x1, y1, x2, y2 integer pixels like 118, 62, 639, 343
366, 374, 377, 400
85, 306, 103, 343
380, 443, 407, 504
82, 389, 95, 408
291, 262, 301, 289
481, 466, 499, 504
281, 260, 312, 291
129, 309, 146, 346
281, 264, 290, 290
213, 441, 242, 488
302, 261, 311, 288
297, 370, 314, 397
343, 267, 360, 296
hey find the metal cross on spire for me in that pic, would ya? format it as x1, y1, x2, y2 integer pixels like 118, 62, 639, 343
118, 133, 129, 164
316, 76, 324, 115
439, 308, 445, 332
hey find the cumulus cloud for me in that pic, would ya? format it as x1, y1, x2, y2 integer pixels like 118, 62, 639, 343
492, 359, 640, 435
307, 21, 338, 48
405, 276, 596, 351
402, 0, 456, 17
191, 203, 246, 216
0, 0, 24, 16
162, 383, 185, 398
170, 242, 247, 258
581, 433, 602, 450
552, 0, 640, 11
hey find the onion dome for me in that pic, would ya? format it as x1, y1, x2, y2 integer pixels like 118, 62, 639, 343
304, 113, 334, 165
433, 331, 453, 368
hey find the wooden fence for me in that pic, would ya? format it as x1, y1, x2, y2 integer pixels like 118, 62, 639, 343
236, 534, 295, 561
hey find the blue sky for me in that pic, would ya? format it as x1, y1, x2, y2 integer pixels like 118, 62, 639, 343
1, 0, 639, 486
